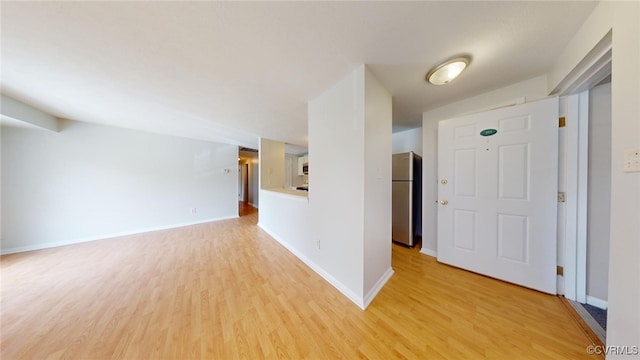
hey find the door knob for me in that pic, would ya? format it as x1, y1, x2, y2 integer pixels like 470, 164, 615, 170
441, 179, 448, 185
440, 200, 448, 205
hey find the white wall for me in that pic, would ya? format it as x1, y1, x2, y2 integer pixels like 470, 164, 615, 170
1, 119, 239, 254
587, 82, 611, 303
607, 3, 640, 342
259, 138, 285, 190
258, 190, 311, 255
309, 66, 367, 300
363, 66, 393, 302
421, 76, 549, 255
392, 127, 422, 156
548, 2, 640, 353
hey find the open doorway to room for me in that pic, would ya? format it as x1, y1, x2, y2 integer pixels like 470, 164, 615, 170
238, 163, 248, 202
239, 147, 259, 217
556, 34, 612, 346
585, 79, 612, 320
566, 78, 611, 345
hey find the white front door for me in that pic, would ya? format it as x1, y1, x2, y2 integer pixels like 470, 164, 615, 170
437, 98, 558, 294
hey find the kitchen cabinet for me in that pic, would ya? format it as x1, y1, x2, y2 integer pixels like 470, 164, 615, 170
297, 155, 308, 176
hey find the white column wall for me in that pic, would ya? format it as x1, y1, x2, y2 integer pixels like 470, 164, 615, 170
608, 2, 639, 351
363, 67, 393, 303
303, 65, 392, 308
309, 66, 366, 300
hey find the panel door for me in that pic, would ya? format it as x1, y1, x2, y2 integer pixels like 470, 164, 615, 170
437, 98, 558, 294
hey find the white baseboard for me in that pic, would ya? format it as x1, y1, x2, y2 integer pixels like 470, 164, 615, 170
420, 247, 437, 258
556, 275, 565, 296
248, 202, 258, 208
586, 295, 608, 310
363, 267, 394, 309
258, 223, 368, 310
1, 215, 238, 255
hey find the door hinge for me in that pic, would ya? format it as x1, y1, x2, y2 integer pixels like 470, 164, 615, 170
558, 192, 566, 203
557, 266, 564, 276
559, 117, 566, 128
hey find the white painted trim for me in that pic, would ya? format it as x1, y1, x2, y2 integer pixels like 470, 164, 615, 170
261, 188, 309, 202
586, 295, 608, 310
556, 275, 565, 295
564, 94, 580, 301
568, 299, 606, 345
258, 223, 366, 310
1, 94, 60, 132
471, 96, 527, 114
420, 247, 437, 258
553, 30, 612, 304
0, 216, 238, 255
550, 31, 612, 96
576, 91, 590, 304
564, 90, 590, 303
363, 267, 394, 309
248, 202, 258, 209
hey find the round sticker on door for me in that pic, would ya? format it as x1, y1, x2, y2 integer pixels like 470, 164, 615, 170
480, 129, 498, 137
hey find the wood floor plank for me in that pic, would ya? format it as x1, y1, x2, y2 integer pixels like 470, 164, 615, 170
1, 205, 597, 359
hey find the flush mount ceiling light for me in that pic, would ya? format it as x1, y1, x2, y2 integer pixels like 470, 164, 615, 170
426, 56, 471, 85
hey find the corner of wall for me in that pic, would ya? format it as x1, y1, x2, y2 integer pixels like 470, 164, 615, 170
363, 267, 394, 309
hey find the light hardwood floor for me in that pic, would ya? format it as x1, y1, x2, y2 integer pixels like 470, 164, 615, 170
1, 207, 598, 359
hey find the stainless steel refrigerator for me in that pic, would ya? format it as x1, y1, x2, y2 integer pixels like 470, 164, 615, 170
392, 151, 422, 247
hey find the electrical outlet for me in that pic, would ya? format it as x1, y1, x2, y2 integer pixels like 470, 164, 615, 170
190, 207, 197, 215
316, 239, 321, 250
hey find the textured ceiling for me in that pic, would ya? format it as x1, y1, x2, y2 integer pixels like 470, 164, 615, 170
0, 1, 597, 149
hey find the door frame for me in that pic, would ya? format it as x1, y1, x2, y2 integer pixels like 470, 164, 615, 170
555, 32, 612, 303
563, 91, 590, 303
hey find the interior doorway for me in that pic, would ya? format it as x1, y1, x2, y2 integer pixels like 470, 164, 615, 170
238, 163, 249, 202
568, 79, 611, 345
548, 29, 612, 344
238, 147, 259, 217
586, 80, 611, 313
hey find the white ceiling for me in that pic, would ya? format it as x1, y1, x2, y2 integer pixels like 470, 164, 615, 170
1, 1, 597, 149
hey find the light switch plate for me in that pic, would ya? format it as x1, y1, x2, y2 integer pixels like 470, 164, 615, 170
623, 148, 640, 173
